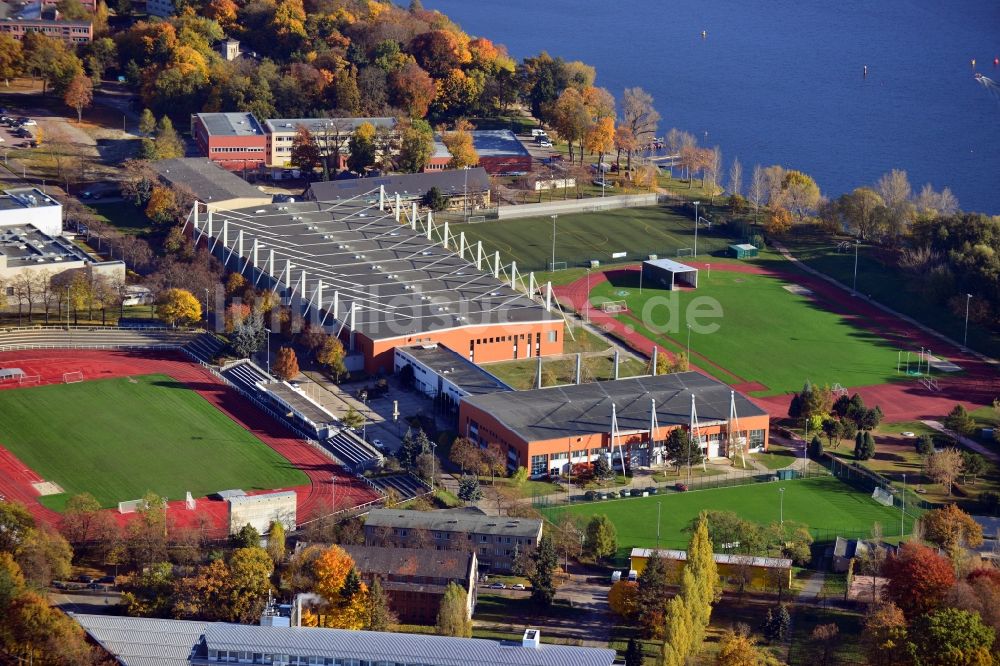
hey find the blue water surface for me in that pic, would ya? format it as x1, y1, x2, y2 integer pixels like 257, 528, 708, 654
423, 0, 1000, 213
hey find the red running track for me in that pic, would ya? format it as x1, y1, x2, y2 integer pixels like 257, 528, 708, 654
554, 263, 998, 422
0, 350, 379, 536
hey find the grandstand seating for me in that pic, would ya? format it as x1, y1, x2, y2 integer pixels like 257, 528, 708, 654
324, 429, 383, 471
368, 472, 430, 502
221, 359, 271, 395
0, 326, 196, 351
183, 333, 227, 364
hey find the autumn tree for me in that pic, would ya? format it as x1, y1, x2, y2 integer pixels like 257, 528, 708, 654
608, 580, 639, 619
449, 436, 482, 473
290, 125, 321, 175
883, 542, 956, 618
926, 448, 964, 495
266, 521, 286, 564
346, 122, 377, 173
145, 186, 178, 225
308, 545, 368, 629
921, 503, 984, 559
63, 72, 93, 123
341, 407, 364, 431
436, 582, 471, 637
552, 87, 589, 163
717, 629, 778, 666
153, 116, 184, 159
390, 61, 436, 118
584, 116, 616, 169
764, 206, 793, 235
272, 346, 299, 381
156, 288, 202, 326
441, 120, 479, 169
60, 492, 118, 557
0, 34, 23, 86
15, 527, 72, 588
226, 546, 274, 623
862, 603, 910, 666
620, 86, 660, 171
584, 514, 617, 562
315, 335, 347, 381
636, 551, 671, 637
943, 404, 976, 436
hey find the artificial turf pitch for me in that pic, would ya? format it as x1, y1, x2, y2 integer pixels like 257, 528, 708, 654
591, 269, 902, 395
452, 205, 734, 271
541, 476, 913, 554
0, 374, 308, 511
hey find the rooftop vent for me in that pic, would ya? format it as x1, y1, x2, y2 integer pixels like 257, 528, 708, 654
522, 629, 540, 649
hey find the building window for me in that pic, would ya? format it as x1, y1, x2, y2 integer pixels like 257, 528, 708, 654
530, 454, 548, 476
548, 330, 557, 343
749, 429, 765, 448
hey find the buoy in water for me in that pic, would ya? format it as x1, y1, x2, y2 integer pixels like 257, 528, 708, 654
701, 30, 707, 39
994, 57, 999, 67
971, 58, 977, 68
863, 64, 868, 77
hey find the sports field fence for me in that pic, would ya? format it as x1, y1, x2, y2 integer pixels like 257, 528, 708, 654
817, 452, 936, 513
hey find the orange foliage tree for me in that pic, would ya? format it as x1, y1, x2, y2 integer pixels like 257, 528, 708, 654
883, 542, 956, 618
608, 580, 639, 619
272, 346, 299, 381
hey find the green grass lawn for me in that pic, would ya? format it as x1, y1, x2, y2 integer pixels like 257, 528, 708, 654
591, 268, 903, 395
541, 476, 911, 553
452, 205, 737, 271
90, 201, 153, 235
0, 374, 307, 510
778, 230, 1000, 355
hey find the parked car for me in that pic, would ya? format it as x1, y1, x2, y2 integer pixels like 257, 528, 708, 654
629, 488, 643, 497
511, 583, 526, 590
77, 575, 95, 584
18, 118, 36, 126
537, 137, 553, 147
488, 582, 506, 589
592, 179, 613, 188
645, 486, 658, 495
584, 490, 597, 501
618, 489, 629, 498
674, 482, 689, 492
97, 576, 115, 585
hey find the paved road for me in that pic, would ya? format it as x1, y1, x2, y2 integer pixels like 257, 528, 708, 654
49, 588, 121, 615
922, 420, 999, 463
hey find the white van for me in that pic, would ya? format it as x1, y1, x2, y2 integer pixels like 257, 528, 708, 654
611, 570, 622, 583
627, 569, 638, 582
531, 128, 548, 138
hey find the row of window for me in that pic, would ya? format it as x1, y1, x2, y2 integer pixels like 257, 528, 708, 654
205, 653, 438, 666
211, 147, 265, 153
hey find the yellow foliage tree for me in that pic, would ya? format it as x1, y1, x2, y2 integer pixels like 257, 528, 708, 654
145, 186, 177, 225
441, 120, 478, 168
156, 288, 201, 326
608, 580, 639, 619
316, 335, 347, 381
310, 545, 369, 629
584, 116, 616, 166
764, 207, 793, 235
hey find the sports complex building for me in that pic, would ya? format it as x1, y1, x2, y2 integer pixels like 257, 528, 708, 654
459, 372, 769, 476
186, 189, 565, 374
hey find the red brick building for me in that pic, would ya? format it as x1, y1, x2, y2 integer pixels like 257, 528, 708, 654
0, 10, 92, 43
190, 113, 267, 174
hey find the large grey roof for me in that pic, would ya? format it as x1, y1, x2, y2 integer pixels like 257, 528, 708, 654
153, 159, 270, 205
308, 168, 491, 203
73, 614, 209, 666
462, 372, 767, 443
365, 508, 542, 538
342, 544, 474, 580
193, 112, 265, 137
202, 198, 558, 340
470, 130, 531, 158
264, 117, 397, 134
199, 623, 615, 666
398, 343, 513, 396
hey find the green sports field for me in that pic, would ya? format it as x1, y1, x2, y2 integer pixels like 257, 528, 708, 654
0, 374, 308, 511
452, 205, 735, 271
541, 476, 912, 553
592, 269, 902, 395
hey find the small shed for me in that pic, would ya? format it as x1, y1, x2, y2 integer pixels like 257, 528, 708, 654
729, 243, 758, 259
641, 258, 698, 290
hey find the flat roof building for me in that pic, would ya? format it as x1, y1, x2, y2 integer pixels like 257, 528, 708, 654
0, 224, 92, 280
306, 169, 491, 211
630, 547, 792, 591
0, 187, 62, 236
73, 615, 617, 666
189, 196, 563, 373
470, 130, 532, 175
263, 117, 397, 175
365, 508, 542, 572
641, 258, 698, 290
0, 2, 92, 42
190, 113, 267, 173
459, 372, 769, 476
153, 159, 272, 210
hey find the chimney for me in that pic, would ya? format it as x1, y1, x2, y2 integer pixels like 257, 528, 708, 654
522, 628, 540, 649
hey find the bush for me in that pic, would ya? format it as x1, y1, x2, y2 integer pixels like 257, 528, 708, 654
809, 434, 824, 458
915, 434, 935, 456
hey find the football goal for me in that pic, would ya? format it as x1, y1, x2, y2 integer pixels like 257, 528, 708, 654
18, 375, 40, 386
601, 300, 629, 314
467, 215, 487, 225
63, 371, 84, 384
548, 261, 568, 271
677, 248, 695, 258
872, 487, 895, 507
831, 383, 849, 397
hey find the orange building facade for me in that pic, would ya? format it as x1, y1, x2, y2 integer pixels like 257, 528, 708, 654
458, 374, 770, 474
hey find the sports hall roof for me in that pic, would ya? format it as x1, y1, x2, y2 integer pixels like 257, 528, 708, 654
202, 196, 558, 341
462, 372, 766, 443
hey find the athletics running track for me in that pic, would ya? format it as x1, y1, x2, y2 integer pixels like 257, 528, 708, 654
553, 262, 997, 421
0, 350, 379, 535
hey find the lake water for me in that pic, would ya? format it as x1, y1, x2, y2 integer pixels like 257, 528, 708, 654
423, 0, 1000, 214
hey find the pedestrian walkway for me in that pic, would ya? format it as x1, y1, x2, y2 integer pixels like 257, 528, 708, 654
797, 572, 825, 601
921, 420, 999, 463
